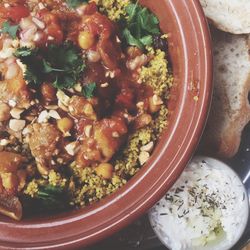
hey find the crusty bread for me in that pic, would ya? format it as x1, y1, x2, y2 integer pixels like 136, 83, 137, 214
200, 0, 250, 34
200, 28, 250, 158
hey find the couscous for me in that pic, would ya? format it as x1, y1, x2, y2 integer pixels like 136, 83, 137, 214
0, 0, 173, 220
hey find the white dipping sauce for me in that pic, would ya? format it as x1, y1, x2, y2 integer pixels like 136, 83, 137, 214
149, 156, 249, 250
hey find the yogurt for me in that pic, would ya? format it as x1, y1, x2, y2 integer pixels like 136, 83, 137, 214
149, 156, 249, 250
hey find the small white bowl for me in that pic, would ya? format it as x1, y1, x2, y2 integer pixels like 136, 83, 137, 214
148, 156, 249, 250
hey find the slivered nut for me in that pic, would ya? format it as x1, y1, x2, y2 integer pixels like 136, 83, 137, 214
22, 127, 31, 135
139, 151, 150, 166
8, 100, 16, 107
45, 105, 58, 110
58, 101, 69, 112
152, 95, 163, 106
48, 110, 61, 120
0, 139, 10, 146
56, 90, 70, 106
9, 119, 26, 132
84, 125, 92, 137
101, 82, 109, 88
10, 108, 24, 119
112, 132, 119, 138
37, 110, 50, 123
140, 142, 154, 152
105, 70, 115, 78
65, 142, 79, 156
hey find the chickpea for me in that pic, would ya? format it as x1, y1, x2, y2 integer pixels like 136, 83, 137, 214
41, 83, 56, 103
95, 163, 113, 179
83, 103, 97, 120
78, 31, 95, 50
57, 117, 74, 134
0, 103, 11, 122
148, 95, 163, 113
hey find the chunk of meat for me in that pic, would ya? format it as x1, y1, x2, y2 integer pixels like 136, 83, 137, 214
0, 193, 22, 221
69, 95, 98, 120
81, 8, 122, 71
0, 151, 24, 173
77, 117, 127, 167
0, 71, 31, 109
27, 123, 62, 175
37, 10, 64, 45
0, 151, 26, 195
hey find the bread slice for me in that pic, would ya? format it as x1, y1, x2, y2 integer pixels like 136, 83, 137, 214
200, 28, 250, 158
200, 0, 250, 34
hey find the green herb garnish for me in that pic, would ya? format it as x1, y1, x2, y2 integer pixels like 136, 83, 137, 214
66, 0, 88, 8
15, 42, 85, 89
82, 82, 96, 99
34, 185, 68, 211
121, 2, 160, 50
1, 21, 19, 39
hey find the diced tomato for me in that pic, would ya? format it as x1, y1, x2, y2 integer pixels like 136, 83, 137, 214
38, 11, 63, 45
116, 88, 136, 111
9, 6, 29, 22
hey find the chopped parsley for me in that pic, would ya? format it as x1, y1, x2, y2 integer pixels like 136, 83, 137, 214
23, 185, 69, 212
14, 42, 85, 89
121, 2, 160, 50
66, 0, 88, 8
0, 21, 19, 39
82, 82, 96, 99
36, 185, 66, 207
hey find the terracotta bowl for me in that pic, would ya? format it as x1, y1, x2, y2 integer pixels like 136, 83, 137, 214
0, 0, 212, 249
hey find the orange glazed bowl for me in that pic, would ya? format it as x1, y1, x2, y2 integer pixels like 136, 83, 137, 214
0, 0, 212, 249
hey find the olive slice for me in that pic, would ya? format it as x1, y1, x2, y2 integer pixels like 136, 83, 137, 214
0, 194, 22, 221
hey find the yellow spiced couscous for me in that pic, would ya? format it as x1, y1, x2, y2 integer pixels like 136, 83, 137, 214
0, 0, 173, 220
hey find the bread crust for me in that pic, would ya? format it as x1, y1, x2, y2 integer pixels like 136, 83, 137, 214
200, 0, 250, 34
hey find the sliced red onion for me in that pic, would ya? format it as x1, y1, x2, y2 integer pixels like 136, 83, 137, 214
20, 26, 37, 42
32, 17, 45, 30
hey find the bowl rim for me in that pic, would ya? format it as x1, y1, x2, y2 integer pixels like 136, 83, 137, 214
0, 0, 213, 249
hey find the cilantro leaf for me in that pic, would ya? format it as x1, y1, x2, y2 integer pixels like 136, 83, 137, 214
82, 82, 96, 99
123, 28, 143, 50
15, 47, 44, 85
14, 42, 86, 89
66, 0, 88, 8
14, 47, 35, 57
1, 21, 19, 39
26, 185, 69, 212
140, 35, 153, 46
121, 3, 160, 50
